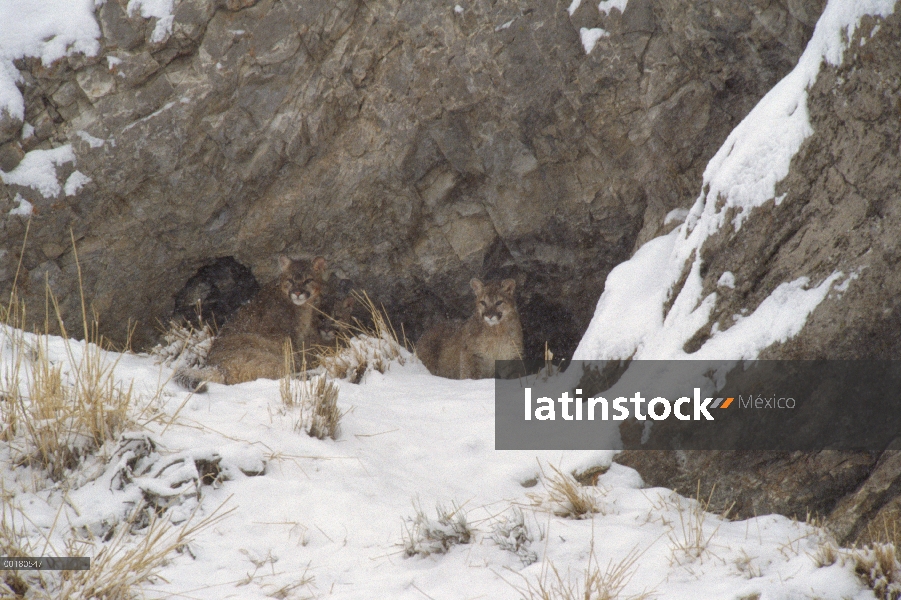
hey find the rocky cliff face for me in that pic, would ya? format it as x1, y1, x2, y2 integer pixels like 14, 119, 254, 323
0, 0, 822, 355
618, 8, 901, 546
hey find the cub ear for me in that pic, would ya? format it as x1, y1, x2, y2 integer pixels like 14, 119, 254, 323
470, 278, 484, 295
500, 279, 516, 294
278, 255, 292, 272
312, 256, 327, 273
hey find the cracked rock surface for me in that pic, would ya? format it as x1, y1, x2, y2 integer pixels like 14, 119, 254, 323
618, 9, 901, 547
0, 0, 822, 355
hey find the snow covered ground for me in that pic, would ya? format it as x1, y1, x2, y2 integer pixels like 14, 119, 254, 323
0, 329, 882, 599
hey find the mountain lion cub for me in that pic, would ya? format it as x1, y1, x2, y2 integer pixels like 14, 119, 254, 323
316, 277, 356, 344
417, 278, 524, 379
174, 255, 326, 391
318, 295, 356, 343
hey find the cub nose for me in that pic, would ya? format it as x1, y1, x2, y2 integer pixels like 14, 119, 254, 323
483, 311, 502, 325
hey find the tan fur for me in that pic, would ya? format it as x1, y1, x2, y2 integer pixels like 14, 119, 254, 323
206, 333, 286, 383
417, 278, 524, 379
317, 294, 356, 344
176, 256, 326, 389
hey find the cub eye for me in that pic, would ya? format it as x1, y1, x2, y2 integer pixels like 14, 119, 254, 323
495, 301, 503, 307
479, 301, 487, 307
303, 279, 312, 285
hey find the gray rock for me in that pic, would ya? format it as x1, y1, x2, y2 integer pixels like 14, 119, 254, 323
615, 10, 901, 546
109, 51, 161, 87
76, 65, 118, 101
98, 0, 146, 51
0, 142, 25, 172
0, 0, 820, 354
0, 111, 22, 146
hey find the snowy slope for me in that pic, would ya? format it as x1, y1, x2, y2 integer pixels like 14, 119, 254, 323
574, 0, 897, 362
0, 330, 878, 599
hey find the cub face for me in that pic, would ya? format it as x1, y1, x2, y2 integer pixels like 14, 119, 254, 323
470, 278, 517, 327
278, 255, 326, 306
319, 295, 356, 342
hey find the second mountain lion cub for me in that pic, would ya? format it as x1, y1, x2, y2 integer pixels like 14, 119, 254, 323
417, 278, 524, 379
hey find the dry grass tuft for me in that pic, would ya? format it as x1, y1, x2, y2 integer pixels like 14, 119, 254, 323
0, 497, 41, 597
56, 505, 230, 599
847, 543, 901, 600
281, 342, 343, 440
0, 498, 233, 600
1, 293, 136, 481
318, 291, 408, 383
863, 511, 901, 550
666, 482, 723, 564
301, 375, 342, 441
733, 549, 762, 579
256, 566, 315, 600
280, 340, 304, 409
0, 230, 231, 599
813, 540, 839, 568
529, 463, 602, 519
811, 514, 901, 600
510, 541, 651, 600
0, 307, 27, 445
402, 501, 473, 558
